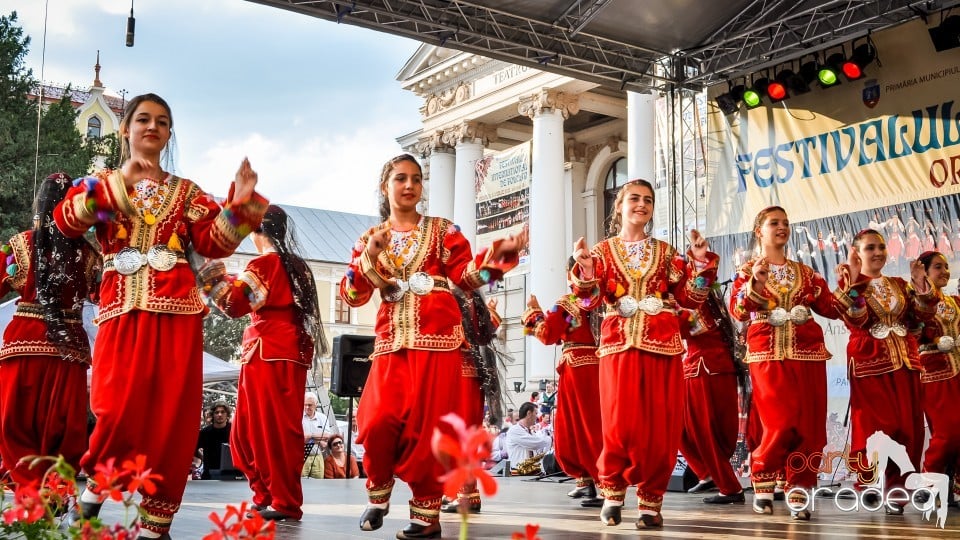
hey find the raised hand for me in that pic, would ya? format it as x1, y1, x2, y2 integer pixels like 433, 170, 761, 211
689, 229, 708, 260
846, 249, 862, 286
492, 226, 529, 260
527, 294, 541, 311
365, 226, 391, 259
910, 259, 930, 293
752, 257, 769, 289
572, 237, 593, 278
120, 157, 158, 187
233, 157, 258, 203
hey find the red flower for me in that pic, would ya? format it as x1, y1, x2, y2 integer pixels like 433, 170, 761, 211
91, 457, 126, 502
511, 523, 542, 540
2, 483, 45, 524
431, 412, 498, 501
121, 454, 162, 495
204, 502, 276, 539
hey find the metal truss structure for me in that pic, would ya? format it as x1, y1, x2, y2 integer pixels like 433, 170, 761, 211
249, 0, 959, 92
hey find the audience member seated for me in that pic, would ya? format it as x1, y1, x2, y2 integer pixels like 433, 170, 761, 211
324, 434, 360, 479
195, 401, 233, 480
302, 391, 336, 479
506, 402, 552, 475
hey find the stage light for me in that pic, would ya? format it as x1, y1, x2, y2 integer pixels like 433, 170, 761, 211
845, 41, 876, 80
820, 53, 844, 86
929, 14, 960, 51
766, 79, 787, 102
743, 77, 768, 108
716, 81, 745, 115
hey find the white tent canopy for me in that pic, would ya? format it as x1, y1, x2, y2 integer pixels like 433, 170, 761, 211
0, 297, 240, 384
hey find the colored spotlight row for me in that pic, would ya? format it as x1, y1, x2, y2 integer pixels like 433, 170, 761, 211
716, 41, 876, 114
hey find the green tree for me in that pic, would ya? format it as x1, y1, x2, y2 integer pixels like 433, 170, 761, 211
202, 307, 248, 363
0, 11, 99, 241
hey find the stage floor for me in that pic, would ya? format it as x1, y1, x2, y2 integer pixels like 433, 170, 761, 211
102, 476, 960, 539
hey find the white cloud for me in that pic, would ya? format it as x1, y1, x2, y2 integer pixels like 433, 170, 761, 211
183, 127, 404, 216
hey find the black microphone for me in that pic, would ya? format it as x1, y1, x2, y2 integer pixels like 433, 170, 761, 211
125, 9, 135, 47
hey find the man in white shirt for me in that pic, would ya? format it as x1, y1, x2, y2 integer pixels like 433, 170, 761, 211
302, 391, 336, 478
506, 402, 552, 469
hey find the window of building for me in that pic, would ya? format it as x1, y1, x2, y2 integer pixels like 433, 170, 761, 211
334, 296, 351, 324
602, 157, 629, 237
86, 116, 102, 138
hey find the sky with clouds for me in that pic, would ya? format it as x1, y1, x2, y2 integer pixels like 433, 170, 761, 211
3, 0, 424, 215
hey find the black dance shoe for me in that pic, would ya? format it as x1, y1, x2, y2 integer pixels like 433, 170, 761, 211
600, 503, 622, 526
752, 498, 774, 514
136, 534, 171, 540
359, 504, 389, 531
703, 492, 745, 504
687, 479, 716, 494
885, 503, 904, 515
791, 509, 811, 521
636, 513, 664, 529
245, 504, 268, 518
580, 497, 604, 508
396, 522, 441, 539
440, 499, 481, 514
259, 510, 297, 521
567, 485, 591, 498
62, 501, 102, 530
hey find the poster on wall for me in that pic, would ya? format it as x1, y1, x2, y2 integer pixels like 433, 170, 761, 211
706, 18, 960, 481
474, 142, 531, 274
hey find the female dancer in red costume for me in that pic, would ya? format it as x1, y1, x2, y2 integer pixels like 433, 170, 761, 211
730, 206, 839, 520
679, 291, 745, 505
523, 289, 603, 508
55, 94, 267, 539
0, 173, 100, 487
570, 179, 717, 529
916, 250, 960, 503
339, 154, 525, 540
201, 205, 326, 521
834, 230, 934, 514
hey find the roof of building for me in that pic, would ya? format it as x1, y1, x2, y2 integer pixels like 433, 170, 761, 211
30, 83, 125, 114
234, 205, 380, 264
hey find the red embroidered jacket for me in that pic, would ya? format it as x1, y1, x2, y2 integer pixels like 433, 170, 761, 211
679, 303, 737, 378
338, 216, 518, 358
917, 293, 960, 383
202, 253, 312, 367
833, 275, 935, 377
730, 259, 839, 363
54, 170, 267, 324
569, 237, 718, 358
0, 231, 99, 363
522, 294, 598, 368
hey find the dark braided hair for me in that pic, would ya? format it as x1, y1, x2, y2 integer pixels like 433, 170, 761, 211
35, 173, 98, 361
257, 205, 328, 360
453, 287, 506, 423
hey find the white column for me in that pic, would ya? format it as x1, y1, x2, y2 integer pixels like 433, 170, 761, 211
453, 140, 483, 247
427, 147, 455, 220
581, 190, 599, 247
627, 91, 657, 181
519, 89, 580, 382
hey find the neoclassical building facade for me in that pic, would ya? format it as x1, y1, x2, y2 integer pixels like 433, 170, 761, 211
395, 45, 663, 408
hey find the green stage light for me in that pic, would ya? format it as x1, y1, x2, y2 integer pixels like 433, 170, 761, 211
742, 88, 761, 108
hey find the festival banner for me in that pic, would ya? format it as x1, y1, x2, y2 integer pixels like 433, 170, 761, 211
706, 19, 960, 238
474, 142, 531, 273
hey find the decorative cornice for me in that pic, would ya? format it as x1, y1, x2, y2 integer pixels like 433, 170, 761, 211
421, 82, 472, 118
414, 130, 454, 156
517, 89, 580, 120
440, 120, 499, 147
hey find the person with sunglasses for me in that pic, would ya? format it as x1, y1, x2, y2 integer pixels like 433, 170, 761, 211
324, 434, 360, 479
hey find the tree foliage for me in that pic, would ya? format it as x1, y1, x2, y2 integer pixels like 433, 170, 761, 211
202, 306, 249, 363
0, 11, 98, 241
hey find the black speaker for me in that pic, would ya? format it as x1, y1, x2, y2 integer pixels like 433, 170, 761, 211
331, 334, 375, 398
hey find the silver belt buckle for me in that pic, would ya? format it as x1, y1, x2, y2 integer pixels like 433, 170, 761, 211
408, 272, 435, 296
615, 295, 639, 317
114, 247, 147, 275
789, 305, 812, 324
147, 245, 178, 272
637, 295, 665, 315
768, 307, 789, 327
869, 322, 907, 339
937, 335, 956, 352
383, 279, 409, 303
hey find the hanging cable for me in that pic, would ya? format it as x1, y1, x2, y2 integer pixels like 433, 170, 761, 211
32, 0, 51, 201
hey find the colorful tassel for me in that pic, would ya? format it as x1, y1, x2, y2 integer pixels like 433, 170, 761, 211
167, 232, 183, 252
116, 223, 128, 240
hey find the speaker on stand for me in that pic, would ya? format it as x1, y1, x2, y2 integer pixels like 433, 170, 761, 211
331, 334, 375, 465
